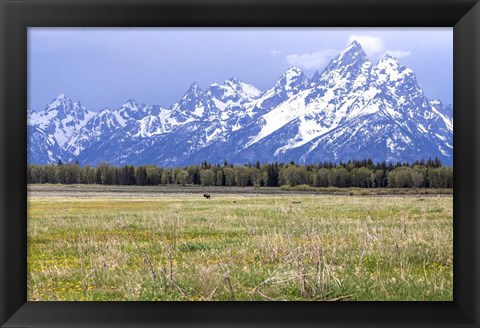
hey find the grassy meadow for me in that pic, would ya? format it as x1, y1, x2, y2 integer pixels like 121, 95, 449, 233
27, 185, 453, 301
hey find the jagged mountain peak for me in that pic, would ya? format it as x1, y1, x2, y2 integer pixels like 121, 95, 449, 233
313, 43, 370, 91
322, 41, 368, 74
45, 93, 73, 111
117, 99, 144, 115
40, 94, 91, 119
187, 82, 202, 95
275, 66, 308, 93
222, 77, 261, 93
116, 99, 151, 121
284, 66, 303, 74
372, 54, 418, 93
225, 76, 241, 85
179, 82, 205, 102
42, 94, 91, 121
281, 66, 305, 80
100, 107, 112, 114
380, 53, 398, 60
220, 76, 246, 90
123, 98, 139, 107
169, 82, 211, 121
337, 41, 368, 64
344, 40, 366, 55
345, 40, 362, 51
375, 54, 403, 69
247, 66, 309, 113
30, 93, 96, 149
374, 54, 415, 79
28, 44, 453, 166
206, 77, 262, 110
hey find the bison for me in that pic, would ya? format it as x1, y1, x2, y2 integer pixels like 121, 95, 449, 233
203, 193, 211, 199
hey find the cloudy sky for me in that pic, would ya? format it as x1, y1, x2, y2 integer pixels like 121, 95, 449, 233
28, 28, 452, 111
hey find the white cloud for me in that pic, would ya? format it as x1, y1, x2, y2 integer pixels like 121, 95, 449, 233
285, 49, 338, 70
384, 49, 411, 58
270, 49, 282, 56
348, 34, 385, 57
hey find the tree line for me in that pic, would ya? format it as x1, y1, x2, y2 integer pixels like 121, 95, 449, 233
27, 158, 453, 188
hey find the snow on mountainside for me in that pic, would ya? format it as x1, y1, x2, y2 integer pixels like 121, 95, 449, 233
234, 42, 452, 164
27, 41, 453, 166
29, 94, 96, 147
28, 125, 65, 164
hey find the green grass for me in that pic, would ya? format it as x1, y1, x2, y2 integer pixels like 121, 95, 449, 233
27, 186, 453, 301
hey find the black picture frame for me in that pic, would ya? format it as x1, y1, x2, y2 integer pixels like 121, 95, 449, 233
1, 0, 479, 327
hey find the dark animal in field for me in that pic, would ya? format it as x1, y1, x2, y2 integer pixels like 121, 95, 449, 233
292, 201, 301, 204
203, 193, 211, 199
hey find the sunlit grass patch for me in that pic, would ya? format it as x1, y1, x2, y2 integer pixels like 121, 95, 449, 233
27, 187, 453, 301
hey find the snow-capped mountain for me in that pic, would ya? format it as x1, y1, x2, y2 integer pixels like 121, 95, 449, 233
27, 41, 453, 166
29, 94, 96, 147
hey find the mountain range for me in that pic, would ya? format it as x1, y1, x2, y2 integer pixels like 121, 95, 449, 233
28, 41, 453, 166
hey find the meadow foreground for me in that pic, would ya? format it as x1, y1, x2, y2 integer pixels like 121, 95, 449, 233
27, 185, 452, 301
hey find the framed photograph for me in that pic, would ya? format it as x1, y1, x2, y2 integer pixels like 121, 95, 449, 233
1, 0, 479, 327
